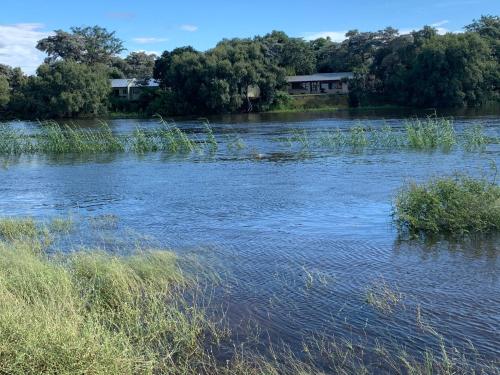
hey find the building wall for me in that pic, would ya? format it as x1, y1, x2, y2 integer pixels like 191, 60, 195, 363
287, 80, 349, 95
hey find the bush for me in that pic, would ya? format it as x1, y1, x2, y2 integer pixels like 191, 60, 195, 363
394, 176, 500, 236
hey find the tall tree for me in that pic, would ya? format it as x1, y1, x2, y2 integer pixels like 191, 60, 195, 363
18, 60, 110, 118
123, 52, 156, 81
37, 26, 124, 65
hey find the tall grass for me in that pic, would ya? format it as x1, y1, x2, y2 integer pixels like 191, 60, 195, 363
0, 119, 208, 156
291, 117, 492, 153
394, 175, 500, 236
405, 117, 456, 150
0, 117, 494, 157
0, 218, 498, 374
0, 239, 224, 374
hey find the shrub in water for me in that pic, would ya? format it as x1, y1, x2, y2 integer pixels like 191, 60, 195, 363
394, 176, 500, 236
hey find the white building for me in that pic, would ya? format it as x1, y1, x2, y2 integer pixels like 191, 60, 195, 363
286, 72, 354, 95
110, 79, 160, 101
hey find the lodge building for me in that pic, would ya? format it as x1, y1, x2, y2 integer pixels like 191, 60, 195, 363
286, 72, 353, 95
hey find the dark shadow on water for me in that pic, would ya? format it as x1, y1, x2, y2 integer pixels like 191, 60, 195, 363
394, 233, 500, 261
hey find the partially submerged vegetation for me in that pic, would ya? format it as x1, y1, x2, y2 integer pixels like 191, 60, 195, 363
0, 217, 498, 374
0, 116, 494, 158
394, 175, 500, 237
283, 116, 491, 153
0, 118, 209, 156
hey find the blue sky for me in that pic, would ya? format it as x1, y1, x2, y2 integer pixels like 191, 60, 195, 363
0, 0, 498, 73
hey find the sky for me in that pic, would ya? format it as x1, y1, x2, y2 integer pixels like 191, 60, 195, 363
0, 0, 499, 74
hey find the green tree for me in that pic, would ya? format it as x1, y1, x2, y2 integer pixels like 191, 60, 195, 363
409, 32, 496, 107
37, 26, 124, 65
153, 38, 285, 115
0, 77, 9, 109
19, 60, 110, 118
123, 52, 156, 81
465, 15, 500, 58
259, 31, 316, 75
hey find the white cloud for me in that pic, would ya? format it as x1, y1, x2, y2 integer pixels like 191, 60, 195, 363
133, 50, 160, 56
0, 23, 51, 75
180, 24, 198, 32
399, 22, 450, 35
431, 20, 449, 27
302, 31, 347, 42
132, 37, 168, 44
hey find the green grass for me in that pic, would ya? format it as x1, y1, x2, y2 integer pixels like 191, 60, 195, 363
0, 217, 39, 241
365, 279, 404, 313
0, 218, 498, 374
49, 216, 75, 234
0, 239, 222, 374
394, 175, 500, 236
284, 117, 493, 153
405, 117, 456, 151
0, 119, 210, 156
0, 117, 495, 157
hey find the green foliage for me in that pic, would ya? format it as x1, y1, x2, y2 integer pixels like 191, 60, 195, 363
1, 16, 499, 118
0, 219, 497, 374
394, 176, 500, 236
405, 117, 456, 150
0, 76, 9, 108
36, 26, 124, 65
153, 38, 286, 115
463, 124, 488, 151
409, 33, 496, 107
15, 60, 110, 118
123, 52, 156, 82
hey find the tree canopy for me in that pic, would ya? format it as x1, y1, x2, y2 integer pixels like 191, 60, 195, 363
0, 16, 498, 119
37, 26, 125, 65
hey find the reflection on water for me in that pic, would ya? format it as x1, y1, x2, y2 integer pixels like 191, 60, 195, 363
0, 112, 499, 365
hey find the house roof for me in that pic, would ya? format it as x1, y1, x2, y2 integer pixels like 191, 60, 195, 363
286, 72, 354, 83
110, 78, 160, 88
110, 79, 132, 88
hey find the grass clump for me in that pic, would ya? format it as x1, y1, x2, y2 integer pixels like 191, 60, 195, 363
49, 216, 74, 234
405, 117, 456, 151
365, 279, 404, 313
0, 237, 222, 375
394, 175, 500, 236
0, 217, 39, 241
462, 124, 487, 151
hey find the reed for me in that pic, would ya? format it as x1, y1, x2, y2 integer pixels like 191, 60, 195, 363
0, 120, 207, 157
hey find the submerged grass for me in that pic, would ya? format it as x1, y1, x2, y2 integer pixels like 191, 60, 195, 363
0, 118, 210, 157
394, 175, 500, 236
0, 217, 39, 241
365, 279, 404, 314
0, 218, 498, 374
286, 116, 493, 153
0, 116, 494, 158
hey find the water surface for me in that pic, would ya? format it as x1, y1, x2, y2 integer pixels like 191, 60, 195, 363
1, 111, 499, 366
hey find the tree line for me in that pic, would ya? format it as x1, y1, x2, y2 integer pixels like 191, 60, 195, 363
0, 16, 498, 119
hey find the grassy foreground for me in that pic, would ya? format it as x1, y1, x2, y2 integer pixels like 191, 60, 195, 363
0, 218, 498, 374
0, 242, 214, 374
394, 175, 500, 236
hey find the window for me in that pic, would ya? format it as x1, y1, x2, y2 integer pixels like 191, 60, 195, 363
328, 81, 342, 90
291, 82, 305, 90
